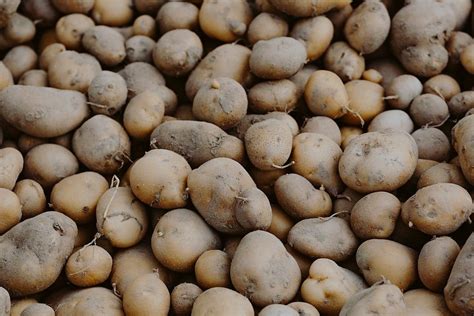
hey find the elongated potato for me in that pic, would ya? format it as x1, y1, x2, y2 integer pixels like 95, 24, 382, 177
234, 187, 272, 231
0, 147, 23, 190
82, 26, 126, 66
417, 162, 468, 188
123, 90, 165, 139
268, 0, 350, 17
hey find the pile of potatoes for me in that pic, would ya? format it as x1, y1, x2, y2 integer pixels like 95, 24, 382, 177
0, 0, 473, 315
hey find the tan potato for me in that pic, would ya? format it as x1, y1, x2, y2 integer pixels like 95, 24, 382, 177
291, 132, 343, 195
248, 79, 298, 114
247, 12, 288, 46
156, 2, 199, 34
268, 204, 294, 242
38, 29, 59, 52
367, 110, 414, 133
24, 143, 79, 188
17, 134, 46, 153
356, 239, 417, 290
3, 45, 37, 81
38, 43, 65, 70
409, 94, 449, 127
96, 187, 148, 248
234, 187, 272, 231
230, 231, 301, 306
0, 62, 13, 90
10, 299, 37, 316
55, 13, 95, 49
0, 188, 21, 234
118, 61, 165, 96
423, 74, 460, 101
65, 245, 113, 287
332, 188, 363, 219
447, 31, 473, 68
0, 147, 23, 190
259, 305, 299, 316
171, 283, 202, 316
195, 250, 231, 289
82, 26, 126, 66
4, 13, 36, 44
288, 302, 320, 316
301, 258, 367, 315
151, 208, 221, 273
132, 14, 156, 38
123, 273, 170, 316
291, 16, 333, 61
452, 115, 474, 184
174, 105, 194, 120
51, 0, 94, 13
233, 111, 299, 140
401, 183, 472, 235
51, 171, 108, 224
411, 127, 450, 162
20, 303, 54, 316
302, 116, 341, 145
362, 69, 383, 84
88, 71, 127, 116
404, 289, 454, 316
0, 0, 20, 28
123, 90, 165, 139
72, 115, 131, 174
285, 244, 312, 279
18, 69, 48, 87
460, 43, 474, 74
368, 57, 405, 89
125, 35, 154, 63
341, 80, 385, 126
448, 91, 474, 117
275, 173, 332, 219
92, 0, 133, 26
417, 162, 468, 188
324, 42, 365, 82
289, 64, 318, 99
340, 126, 363, 150
192, 287, 254, 316
267, 0, 350, 17
13, 179, 46, 219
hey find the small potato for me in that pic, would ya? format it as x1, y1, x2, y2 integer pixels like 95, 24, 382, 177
123, 90, 165, 139
48, 51, 102, 93
72, 115, 131, 174
423, 74, 460, 101
288, 302, 320, 316
151, 208, 221, 273
448, 91, 474, 117
447, 31, 473, 68
0, 62, 13, 90
275, 173, 332, 219
51, 0, 94, 13
171, 283, 202, 316
324, 42, 365, 82
20, 303, 54, 316
55, 13, 95, 50
234, 187, 272, 231
341, 80, 385, 126
350, 192, 401, 239
410, 94, 449, 127
193, 78, 247, 130
291, 16, 333, 61
24, 144, 79, 188
125, 35, 154, 63
302, 116, 341, 145
88, 71, 128, 116
401, 183, 472, 235
417, 162, 468, 188
0, 147, 23, 190
288, 217, 358, 262
82, 26, 126, 66
368, 57, 405, 89
51, 172, 108, 224
92, 0, 133, 26
13, 179, 46, 219
156, 2, 199, 34
339, 130, 418, 193
39, 43, 65, 70
250, 37, 307, 80
411, 128, 450, 162
418, 237, 460, 292
267, 0, 350, 17
404, 289, 454, 316
195, 250, 231, 289
123, 273, 170, 316
10, 298, 37, 316
332, 188, 363, 218
192, 287, 254, 316
304, 70, 349, 119
291, 132, 343, 195
247, 13, 288, 46
4, 13, 36, 44
248, 79, 298, 113
452, 115, 474, 185
65, 245, 113, 287
344, 0, 390, 54
132, 15, 156, 38
368, 110, 414, 133
259, 305, 298, 316
233, 111, 299, 140
118, 61, 165, 96
230, 231, 301, 306
268, 204, 294, 242
18, 69, 48, 87
362, 69, 383, 84
301, 258, 367, 315
460, 44, 474, 74
199, 0, 252, 42
356, 239, 418, 290
129, 149, 191, 209
0, 188, 21, 234
3, 45, 37, 81
327, 4, 352, 39
96, 187, 148, 248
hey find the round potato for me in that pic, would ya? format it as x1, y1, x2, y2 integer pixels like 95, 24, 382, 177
288, 302, 320, 316
195, 250, 231, 289
4, 13, 36, 45
301, 116, 341, 145
248, 79, 298, 114
341, 80, 385, 126
18, 69, 48, 87
368, 110, 414, 133
171, 283, 202, 316
123, 273, 170, 316
123, 90, 165, 139
125, 35, 154, 63
156, 2, 199, 34
65, 245, 113, 287
39, 43, 65, 70
0, 147, 23, 190
13, 179, 46, 219
87, 71, 128, 116
423, 74, 460, 101
118, 61, 165, 96
324, 41, 365, 82
3, 45, 37, 81
192, 287, 254, 316
385, 74, 423, 109
448, 91, 474, 117
411, 127, 450, 162
55, 13, 95, 49
291, 16, 333, 61
132, 14, 156, 38
362, 69, 383, 84
410, 94, 449, 127
404, 288, 454, 316
247, 12, 288, 46
0, 188, 21, 234
82, 26, 126, 66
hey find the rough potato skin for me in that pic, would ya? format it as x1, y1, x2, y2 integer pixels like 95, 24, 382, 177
82, 26, 126, 66
248, 79, 298, 114
0, 287, 10, 316
324, 42, 365, 82
171, 283, 202, 316
452, 115, 474, 184
0, 212, 77, 297
287, 302, 320, 316
191, 287, 254, 316
448, 91, 474, 117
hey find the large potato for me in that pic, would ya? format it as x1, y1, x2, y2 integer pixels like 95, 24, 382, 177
192, 287, 254, 316
0, 147, 23, 190
452, 115, 474, 184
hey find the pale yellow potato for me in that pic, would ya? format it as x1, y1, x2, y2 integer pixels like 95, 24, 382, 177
0, 188, 21, 234
0, 147, 23, 190
195, 250, 231, 289
123, 273, 170, 316
13, 179, 46, 219
55, 13, 95, 49
65, 245, 113, 287
92, 0, 133, 26
341, 80, 385, 126
291, 16, 333, 61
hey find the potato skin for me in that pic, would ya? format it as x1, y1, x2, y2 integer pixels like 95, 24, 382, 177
195, 250, 231, 289
302, 116, 341, 145
452, 115, 474, 184
0, 188, 21, 234
0, 86, 89, 138
65, 245, 113, 287
324, 42, 365, 82
13, 179, 46, 219
341, 80, 385, 126
82, 26, 126, 66
259, 304, 298, 316
411, 127, 450, 162
123, 90, 165, 139
248, 79, 298, 114
123, 273, 170, 316
287, 302, 320, 316
404, 289, 454, 316
118, 61, 165, 96
247, 12, 288, 46
171, 283, 202, 316
88, 71, 128, 116
19, 303, 54, 316
55, 13, 95, 49
291, 16, 333, 61
268, 0, 350, 17
417, 162, 468, 189
0, 212, 77, 297
448, 91, 474, 117
0, 147, 23, 190
385, 74, 423, 109
192, 287, 254, 316
157, 2, 198, 34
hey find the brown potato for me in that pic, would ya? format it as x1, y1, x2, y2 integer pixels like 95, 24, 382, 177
13, 179, 46, 219
291, 16, 333, 61
65, 245, 113, 287
17, 134, 46, 154
324, 41, 365, 82
92, 0, 133, 26
410, 94, 449, 127
233, 112, 299, 140
118, 61, 165, 96
404, 289, 454, 316
20, 303, 54, 316
38, 43, 65, 70
248, 79, 298, 114
302, 116, 341, 145
259, 305, 299, 316
123, 90, 165, 139
51, 0, 94, 14
132, 14, 156, 38
82, 26, 126, 66
125, 35, 154, 63
268, 204, 294, 242
156, 2, 199, 34
0, 61, 13, 90
195, 250, 231, 289
0, 188, 21, 234
3, 45, 37, 81
234, 187, 272, 231
88, 71, 128, 116
267, 0, 350, 17
122, 273, 170, 316
171, 283, 202, 316
247, 12, 288, 46
0, 147, 23, 190
289, 64, 318, 98
367, 110, 414, 133
55, 13, 95, 49
192, 287, 254, 316
460, 43, 474, 74
4, 13, 36, 45
341, 80, 385, 126
417, 162, 468, 188
411, 127, 450, 162
448, 91, 474, 117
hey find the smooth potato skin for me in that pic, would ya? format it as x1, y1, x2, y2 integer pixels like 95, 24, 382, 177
452, 115, 474, 185
20, 303, 54, 316
65, 245, 113, 287
0, 288, 10, 316
0, 148, 23, 190
0, 188, 21, 234
404, 289, 454, 316
122, 273, 170, 316
259, 304, 298, 316
171, 283, 202, 316
192, 287, 254, 316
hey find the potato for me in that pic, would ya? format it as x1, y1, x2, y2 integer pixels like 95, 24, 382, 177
368, 57, 405, 89
267, 0, 350, 17
288, 217, 358, 262
96, 187, 148, 248
259, 305, 298, 316
460, 43, 474, 74
250, 37, 307, 80
0, 211, 77, 297
72, 115, 131, 174
111, 243, 173, 295
247, 13, 288, 46
350, 192, 401, 240
132, 14, 156, 38
192, 287, 254, 316
0, 188, 21, 234
268, 204, 294, 242
417, 162, 468, 188
55, 13, 95, 50
51, 0, 94, 13
386, 75, 423, 109
18, 69, 48, 87
152, 209, 221, 271
3, 45, 37, 81
291, 16, 333, 61
233, 111, 299, 140
304, 70, 349, 119
118, 61, 165, 96
4, 13, 35, 44
418, 237, 460, 292
38, 43, 65, 71
123, 273, 170, 316
341, 80, 385, 126
285, 244, 311, 279
444, 233, 474, 315
0, 62, 13, 90
344, 0, 390, 54
17, 135, 45, 154
151, 120, 244, 168
123, 90, 165, 139
288, 302, 320, 316
234, 187, 272, 231
324, 42, 365, 82
186, 44, 252, 100
410, 94, 449, 127
411, 127, 450, 162
230, 231, 301, 306
195, 250, 231, 289
275, 174, 332, 219
248, 79, 298, 114
356, 239, 417, 290
339, 130, 418, 193
362, 69, 383, 84
171, 283, 202, 316
174, 105, 195, 120
401, 183, 472, 235
87, 72, 127, 116
452, 115, 474, 184
447, 31, 473, 68
0, 147, 23, 190
193, 78, 247, 130
332, 188, 363, 219
448, 91, 474, 117
51, 171, 108, 224
288, 64, 317, 99
82, 26, 126, 66
10, 299, 37, 316
292, 132, 343, 195
92, 0, 133, 26
13, 179, 46, 219
301, 258, 367, 315
125, 35, 154, 63
404, 289, 454, 316
339, 283, 405, 316
65, 245, 113, 287
367, 110, 414, 134
20, 303, 54, 316
24, 143, 79, 188
156, 2, 199, 34
423, 74, 460, 101
0, 0, 20, 28
302, 116, 341, 145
